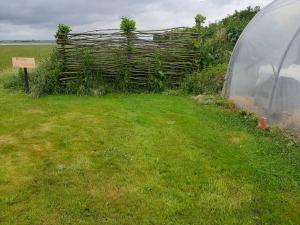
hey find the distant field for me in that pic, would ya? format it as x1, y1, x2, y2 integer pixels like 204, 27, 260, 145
0, 45, 53, 71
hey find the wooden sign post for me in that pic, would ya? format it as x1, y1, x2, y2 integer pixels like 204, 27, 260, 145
12, 57, 36, 93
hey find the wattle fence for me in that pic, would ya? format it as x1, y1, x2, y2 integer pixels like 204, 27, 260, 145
57, 28, 200, 90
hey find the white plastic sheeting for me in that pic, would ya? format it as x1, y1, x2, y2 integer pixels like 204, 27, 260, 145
224, 0, 300, 137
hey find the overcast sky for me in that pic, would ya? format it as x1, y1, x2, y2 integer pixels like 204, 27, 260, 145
0, 0, 272, 40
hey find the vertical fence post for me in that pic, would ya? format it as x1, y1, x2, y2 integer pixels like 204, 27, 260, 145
23, 68, 30, 93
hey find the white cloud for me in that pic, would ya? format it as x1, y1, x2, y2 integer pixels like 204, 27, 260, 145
0, 0, 273, 40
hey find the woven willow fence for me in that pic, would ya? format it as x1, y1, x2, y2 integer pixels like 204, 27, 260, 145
57, 28, 200, 89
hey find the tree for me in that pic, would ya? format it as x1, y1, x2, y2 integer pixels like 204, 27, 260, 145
55, 24, 72, 42
55, 24, 72, 74
120, 17, 136, 34
120, 17, 136, 51
195, 14, 206, 29
119, 17, 137, 89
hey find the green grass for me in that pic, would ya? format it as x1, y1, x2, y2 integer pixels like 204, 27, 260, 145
0, 45, 53, 72
0, 45, 299, 224
0, 86, 299, 224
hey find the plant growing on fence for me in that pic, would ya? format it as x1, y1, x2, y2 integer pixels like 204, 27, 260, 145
119, 17, 137, 89
151, 51, 166, 91
120, 17, 136, 51
55, 24, 72, 78
120, 17, 136, 34
55, 24, 72, 43
195, 14, 206, 30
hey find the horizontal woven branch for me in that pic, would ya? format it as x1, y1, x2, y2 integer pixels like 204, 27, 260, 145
58, 28, 200, 89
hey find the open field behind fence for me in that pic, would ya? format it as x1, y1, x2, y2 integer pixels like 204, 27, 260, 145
0, 45, 54, 72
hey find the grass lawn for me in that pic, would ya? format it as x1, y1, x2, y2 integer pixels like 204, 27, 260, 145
0, 86, 299, 224
0, 45, 300, 224
0, 45, 53, 72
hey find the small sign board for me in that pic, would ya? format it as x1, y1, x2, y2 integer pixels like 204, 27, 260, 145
12, 57, 36, 69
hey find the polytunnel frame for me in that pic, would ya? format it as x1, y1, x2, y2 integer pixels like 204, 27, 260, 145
222, 0, 279, 98
223, 0, 300, 120
267, 27, 300, 115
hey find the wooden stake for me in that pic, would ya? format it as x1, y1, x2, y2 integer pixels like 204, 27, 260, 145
24, 68, 30, 93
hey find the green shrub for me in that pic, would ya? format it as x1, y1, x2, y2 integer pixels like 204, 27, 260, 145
191, 6, 259, 70
30, 49, 62, 97
182, 64, 227, 95
120, 17, 136, 34
3, 70, 24, 90
222, 6, 260, 46
195, 14, 206, 31
55, 24, 72, 42
3, 49, 63, 97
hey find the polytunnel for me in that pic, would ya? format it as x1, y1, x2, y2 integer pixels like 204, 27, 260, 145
224, 0, 300, 137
